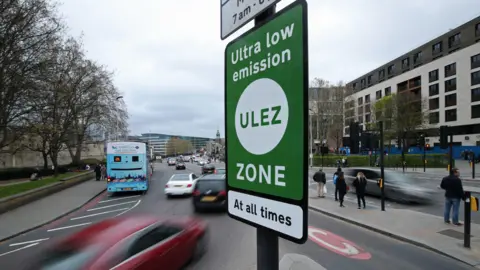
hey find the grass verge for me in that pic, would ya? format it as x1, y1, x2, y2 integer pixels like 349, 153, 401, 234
0, 172, 83, 199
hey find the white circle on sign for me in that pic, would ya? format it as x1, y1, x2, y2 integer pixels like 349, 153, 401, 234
235, 78, 289, 155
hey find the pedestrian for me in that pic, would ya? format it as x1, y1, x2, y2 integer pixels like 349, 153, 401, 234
333, 167, 342, 201
101, 164, 106, 181
313, 168, 327, 198
353, 171, 367, 209
440, 168, 465, 226
336, 172, 347, 207
94, 163, 101, 181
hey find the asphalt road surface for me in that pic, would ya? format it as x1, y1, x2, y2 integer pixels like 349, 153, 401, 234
0, 163, 471, 269
310, 167, 480, 224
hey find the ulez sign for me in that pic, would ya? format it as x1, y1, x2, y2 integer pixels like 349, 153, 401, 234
224, 0, 308, 244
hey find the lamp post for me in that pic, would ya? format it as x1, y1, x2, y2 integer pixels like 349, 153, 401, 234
115, 96, 123, 141
309, 109, 314, 167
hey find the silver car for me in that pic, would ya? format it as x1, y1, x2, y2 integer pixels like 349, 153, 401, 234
343, 168, 435, 204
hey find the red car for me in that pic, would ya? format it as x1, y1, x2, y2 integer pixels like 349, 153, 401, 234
26, 215, 208, 270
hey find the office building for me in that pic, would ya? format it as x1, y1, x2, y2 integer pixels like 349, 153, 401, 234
135, 133, 212, 156
345, 16, 480, 147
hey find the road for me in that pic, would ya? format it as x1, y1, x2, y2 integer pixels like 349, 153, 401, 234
310, 167, 480, 224
0, 163, 471, 269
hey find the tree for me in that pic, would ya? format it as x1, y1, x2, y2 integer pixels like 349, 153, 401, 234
166, 138, 193, 156
369, 92, 427, 156
0, 0, 63, 150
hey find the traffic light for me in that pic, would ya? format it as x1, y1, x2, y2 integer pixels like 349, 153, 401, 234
440, 125, 448, 149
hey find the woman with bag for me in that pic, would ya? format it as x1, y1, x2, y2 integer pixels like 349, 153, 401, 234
353, 171, 367, 209
336, 172, 347, 207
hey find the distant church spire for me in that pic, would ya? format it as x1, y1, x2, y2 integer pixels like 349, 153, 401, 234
216, 128, 221, 143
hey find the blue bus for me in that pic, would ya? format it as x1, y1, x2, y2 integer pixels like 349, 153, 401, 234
106, 141, 149, 194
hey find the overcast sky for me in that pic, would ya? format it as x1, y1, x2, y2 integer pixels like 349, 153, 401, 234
59, 0, 480, 138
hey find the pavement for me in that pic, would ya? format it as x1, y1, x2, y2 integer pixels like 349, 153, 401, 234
0, 162, 473, 269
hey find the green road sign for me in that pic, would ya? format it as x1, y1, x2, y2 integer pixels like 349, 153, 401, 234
224, 0, 308, 244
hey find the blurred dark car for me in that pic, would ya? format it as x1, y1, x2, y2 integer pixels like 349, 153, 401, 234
192, 174, 227, 212
214, 168, 226, 175
176, 162, 186, 170
201, 164, 215, 175
344, 168, 435, 204
168, 158, 176, 166
26, 215, 208, 270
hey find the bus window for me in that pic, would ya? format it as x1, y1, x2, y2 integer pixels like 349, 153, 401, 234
114, 156, 122, 162
132, 156, 139, 162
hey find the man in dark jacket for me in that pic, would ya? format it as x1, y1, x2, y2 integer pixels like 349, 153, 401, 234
313, 169, 327, 197
440, 168, 465, 225
333, 167, 342, 201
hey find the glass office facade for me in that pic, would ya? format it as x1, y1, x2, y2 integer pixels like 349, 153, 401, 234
137, 133, 212, 156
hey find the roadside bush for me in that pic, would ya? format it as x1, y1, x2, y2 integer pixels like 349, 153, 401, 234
312, 154, 448, 168
0, 166, 69, 181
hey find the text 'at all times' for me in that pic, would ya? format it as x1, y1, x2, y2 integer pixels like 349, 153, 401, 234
233, 198, 293, 226
231, 23, 295, 82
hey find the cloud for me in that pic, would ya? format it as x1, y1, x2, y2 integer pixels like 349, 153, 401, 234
59, 0, 480, 137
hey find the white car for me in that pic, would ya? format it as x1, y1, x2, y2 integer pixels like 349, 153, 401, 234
197, 159, 205, 166
165, 173, 200, 197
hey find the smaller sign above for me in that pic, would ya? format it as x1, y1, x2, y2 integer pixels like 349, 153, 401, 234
221, 0, 282, 40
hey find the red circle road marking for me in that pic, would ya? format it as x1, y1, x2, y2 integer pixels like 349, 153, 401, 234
308, 226, 372, 260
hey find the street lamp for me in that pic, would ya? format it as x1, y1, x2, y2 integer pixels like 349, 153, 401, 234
309, 109, 314, 167
115, 96, 123, 141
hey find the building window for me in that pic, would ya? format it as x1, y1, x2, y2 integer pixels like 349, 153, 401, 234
387, 64, 395, 75
445, 93, 457, 107
429, 98, 439, 110
472, 71, 480, 86
376, 90, 382, 100
476, 23, 480, 37
413, 51, 422, 65
429, 69, 438, 82
345, 127, 350, 134
379, 69, 385, 79
365, 114, 371, 123
432, 41, 442, 54
357, 106, 363, 115
472, 87, 480, 102
361, 78, 366, 88
385, 87, 391, 96
353, 82, 358, 90
444, 63, 456, 78
473, 105, 480, 119
402, 58, 409, 69
357, 116, 363, 123
448, 33, 461, 48
367, 75, 372, 85
472, 54, 480, 69
429, 84, 439, 96
357, 97, 363, 105
445, 109, 457, 122
445, 78, 457, 92
429, 112, 439, 124
365, 94, 370, 103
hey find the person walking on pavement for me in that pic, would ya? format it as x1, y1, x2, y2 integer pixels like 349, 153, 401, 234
441, 168, 465, 226
313, 168, 327, 198
101, 164, 106, 181
94, 163, 102, 181
333, 167, 342, 201
353, 171, 367, 209
337, 172, 347, 207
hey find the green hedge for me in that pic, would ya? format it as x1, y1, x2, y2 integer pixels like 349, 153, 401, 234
0, 158, 102, 181
312, 154, 449, 168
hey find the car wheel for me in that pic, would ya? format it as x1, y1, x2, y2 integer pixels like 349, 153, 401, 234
192, 235, 207, 261
166, 194, 172, 199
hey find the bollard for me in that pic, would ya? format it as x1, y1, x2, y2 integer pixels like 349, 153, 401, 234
465, 191, 471, 248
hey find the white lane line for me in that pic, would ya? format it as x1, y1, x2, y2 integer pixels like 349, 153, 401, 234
99, 195, 141, 203
71, 208, 129, 220
87, 201, 137, 211
116, 199, 142, 217
9, 238, 49, 247
0, 243, 39, 257
47, 222, 92, 232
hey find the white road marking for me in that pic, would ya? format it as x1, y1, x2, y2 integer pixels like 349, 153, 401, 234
0, 243, 39, 257
116, 199, 142, 217
71, 208, 129, 220
9, 238, 49, 247
99, 195, 141, 203
47, 222, 92, 232
87, 201, 137, 211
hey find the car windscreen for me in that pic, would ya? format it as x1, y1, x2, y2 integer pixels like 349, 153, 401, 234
216, 169, 226, 174
36, 246, 99, 270
170, 174, 190, 181
385, 172, 416, 185
196, 180, 225, 192
204, 165, 215, 169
